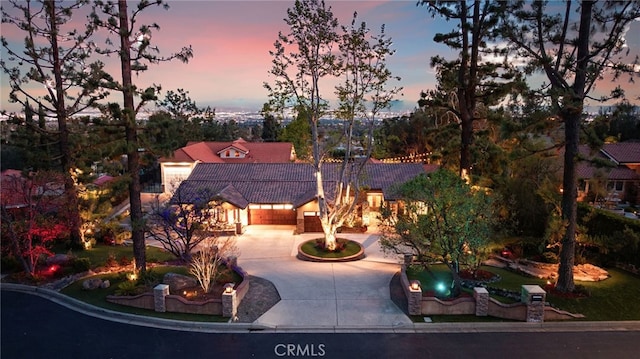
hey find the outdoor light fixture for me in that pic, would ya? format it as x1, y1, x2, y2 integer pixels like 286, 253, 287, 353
410, 280, 421, 291
224, 284, 234, 293
436, 282, 446, 293
127, 273, 138, 281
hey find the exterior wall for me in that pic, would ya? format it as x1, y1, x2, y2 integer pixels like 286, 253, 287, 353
219, 148, 246, 159
160, 162, 197, 193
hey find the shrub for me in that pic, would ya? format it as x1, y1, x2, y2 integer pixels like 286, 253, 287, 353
72, 258, 92, 272
118, 256, 132, 266
115, 280, 143, 296
105, 252, 118, 267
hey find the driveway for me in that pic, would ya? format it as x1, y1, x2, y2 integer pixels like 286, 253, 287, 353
235, 226, 412, 328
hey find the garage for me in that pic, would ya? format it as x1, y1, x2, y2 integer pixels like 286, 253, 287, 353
303, 211, 323, 232
248, 204, 296, 225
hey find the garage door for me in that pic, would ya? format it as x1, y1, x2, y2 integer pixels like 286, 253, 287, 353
249, 207, 296, 225
303, 212, 323, 232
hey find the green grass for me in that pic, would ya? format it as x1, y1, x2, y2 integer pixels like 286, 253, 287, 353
57, 243, 175, 268
546, 268, 640, 321
407, 264, 640, 321
299, 239, 363, 259
60, 265, 228, 323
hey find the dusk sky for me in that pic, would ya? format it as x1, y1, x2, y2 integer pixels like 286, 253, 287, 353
1, 1, 639, 114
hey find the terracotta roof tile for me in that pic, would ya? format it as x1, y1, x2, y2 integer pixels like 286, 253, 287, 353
160, 139, 294, 163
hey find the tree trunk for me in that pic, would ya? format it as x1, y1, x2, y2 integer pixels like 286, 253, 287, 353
556, 108, 579, 293
118, 0, 146, 274
48, 0, 82, 247
555, 1, 592, 293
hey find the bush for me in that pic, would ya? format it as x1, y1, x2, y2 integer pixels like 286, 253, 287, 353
72, 258, 92, 272
115, 280, 143, 296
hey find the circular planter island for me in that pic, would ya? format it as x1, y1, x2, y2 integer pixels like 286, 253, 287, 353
297, 238, 365, 262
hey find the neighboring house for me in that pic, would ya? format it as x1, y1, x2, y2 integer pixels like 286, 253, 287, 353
577, 142, 640, 205
159, 138, 296, 193
173, 162, 436, 234
0, 169, 65, 215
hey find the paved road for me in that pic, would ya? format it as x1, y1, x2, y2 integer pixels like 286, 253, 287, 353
3, 291, 640, 359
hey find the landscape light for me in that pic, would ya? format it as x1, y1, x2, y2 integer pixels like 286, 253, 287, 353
436, 282, 446, 293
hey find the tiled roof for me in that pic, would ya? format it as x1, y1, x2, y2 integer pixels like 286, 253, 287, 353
174, 162, 430, 208
601, 142, 640, 164
576, 144, 640, 181
160, 139, 294, 164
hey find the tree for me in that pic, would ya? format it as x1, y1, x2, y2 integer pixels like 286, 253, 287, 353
261, 103, 281, 142
91, 0, 193, 274
1, 171, 69, 276
190, 236, 239, 294
420, 0, 521, 180
1, 0, 111, 247
379, 169, 495, 297
500, 0, 640, 292
146, 187, 225, 262
265, 0, 400, 250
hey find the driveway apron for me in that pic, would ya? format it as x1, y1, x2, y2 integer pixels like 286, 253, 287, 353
236, 226, 412, 328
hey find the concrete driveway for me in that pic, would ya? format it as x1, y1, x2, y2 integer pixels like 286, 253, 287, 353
235, 226, 412, 329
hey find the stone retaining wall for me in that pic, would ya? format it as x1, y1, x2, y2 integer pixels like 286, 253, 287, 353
107, 261, 249, 317
107, 293, 222, 315
401, 265, 584, 321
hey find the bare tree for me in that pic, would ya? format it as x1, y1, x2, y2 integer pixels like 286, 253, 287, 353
265, 0, 401, 250
146, 186, 225, 262
90, 0, 193, 273
190, 236, 239, 293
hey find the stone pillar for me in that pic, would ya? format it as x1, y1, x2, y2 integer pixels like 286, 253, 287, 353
154, 284, 170, 313
474, 287, 489, 316
222, 284, 238, 318
408, 280, 422, 316
521, 285, 546, 322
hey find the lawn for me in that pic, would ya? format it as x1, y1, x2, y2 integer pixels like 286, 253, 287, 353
60, 265, 229, 323
61, 243, 175, 269
407, 264, 640, 321
299, 239, 362, 259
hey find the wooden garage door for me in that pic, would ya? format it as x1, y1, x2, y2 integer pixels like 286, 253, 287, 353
303, 213, 323, 232
249, 209, 296, 225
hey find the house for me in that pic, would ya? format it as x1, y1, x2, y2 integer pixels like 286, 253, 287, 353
173, 162, 435, 234
0, 169, 65, 215
577, 142, 640, 205
159, 138, 296, 193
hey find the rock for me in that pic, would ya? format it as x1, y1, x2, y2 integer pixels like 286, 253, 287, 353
46, 254, 73, 266
82, 278, 104, 290
101, 280, 111, 289
163, 272, 198, 293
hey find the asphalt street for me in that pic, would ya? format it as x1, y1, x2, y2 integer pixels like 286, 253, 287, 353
3, 291, 640, 359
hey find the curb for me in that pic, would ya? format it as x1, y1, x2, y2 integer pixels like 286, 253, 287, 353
1, 283, 270, 333
3, 283, 640, 334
